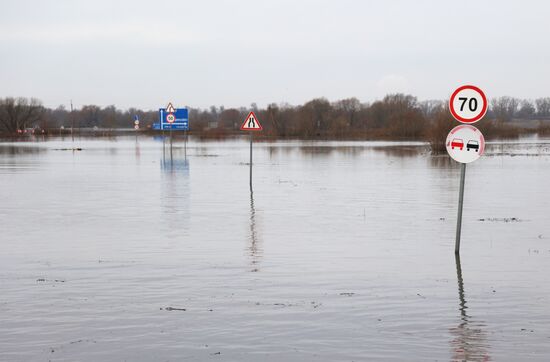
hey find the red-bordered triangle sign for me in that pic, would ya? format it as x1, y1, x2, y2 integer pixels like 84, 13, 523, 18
240, 111, 263, 131
166, 103, 176, 113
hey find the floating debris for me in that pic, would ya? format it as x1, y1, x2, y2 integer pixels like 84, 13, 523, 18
478, 217, 522, 222
162, 307, 186, 311
70, 339, 96, 345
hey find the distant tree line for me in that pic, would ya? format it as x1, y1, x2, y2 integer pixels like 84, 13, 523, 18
2, 95, 550, 150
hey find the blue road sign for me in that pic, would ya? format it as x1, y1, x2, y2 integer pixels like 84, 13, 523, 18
159, 108, 189, 131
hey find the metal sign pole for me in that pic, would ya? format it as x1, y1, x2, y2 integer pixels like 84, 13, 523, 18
249, 132, 253, 192
454, 253, 466, 319
169, 126, 173, 159
162, 129, 165, 155
448, 85, 487, 255
455, 163, 466, 254
184, 130, 187, 158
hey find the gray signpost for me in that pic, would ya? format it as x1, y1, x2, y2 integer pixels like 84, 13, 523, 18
455, 163, 466, 254
249, 133, 253, 191
240, 111, 263, 192
447, 85, 488, 254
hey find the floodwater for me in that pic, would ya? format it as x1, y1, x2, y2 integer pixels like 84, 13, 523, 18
1, 136, 549, 361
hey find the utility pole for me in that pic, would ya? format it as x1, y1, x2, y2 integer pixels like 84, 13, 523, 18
70, 100, 74, 143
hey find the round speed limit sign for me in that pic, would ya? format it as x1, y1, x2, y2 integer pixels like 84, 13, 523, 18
449, 85, 488, 124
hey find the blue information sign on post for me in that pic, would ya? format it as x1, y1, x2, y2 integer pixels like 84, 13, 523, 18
159, 107, 189, 131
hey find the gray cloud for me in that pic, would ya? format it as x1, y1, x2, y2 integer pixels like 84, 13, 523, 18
1, 0, 549, 109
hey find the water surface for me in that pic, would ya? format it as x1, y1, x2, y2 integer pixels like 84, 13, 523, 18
1, 137, 549, 361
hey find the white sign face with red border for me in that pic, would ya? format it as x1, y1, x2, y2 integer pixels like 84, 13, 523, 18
449, 85, 488, 124
166, 103, 176, 113
166, 113, 176, 124
240, 111, 263, 131
446, 125, 485, 163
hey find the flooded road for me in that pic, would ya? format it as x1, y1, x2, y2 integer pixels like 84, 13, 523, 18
1, 137, 549, 361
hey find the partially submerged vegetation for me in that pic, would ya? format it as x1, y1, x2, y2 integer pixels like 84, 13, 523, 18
1, 95, 550, 153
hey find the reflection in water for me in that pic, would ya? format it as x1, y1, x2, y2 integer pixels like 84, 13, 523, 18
248, 191, 262, 272
161, 146, 189, 174
430, 155, 455, 169
450, 254, 491, 361
0, 145, 43, 155
265, 143, 427, 159
298, 145, 365, 157
134, 138, 141, 163
160, 147, 190, 236
371, 145, 426, 158
0, 145, 44, 173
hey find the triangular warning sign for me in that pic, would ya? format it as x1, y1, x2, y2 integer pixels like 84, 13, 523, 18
166, 102, 176, 113
240, 111, 263, 131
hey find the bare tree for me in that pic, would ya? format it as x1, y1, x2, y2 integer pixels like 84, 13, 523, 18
535, 98, 550, 118
425, 105, 454, 154
80, 105, 101, 128
101, 105, 118, 129
491, 97, 519, 121
50, 105, 69, 128
299, 98, 331, 136
517, 100, 536, 119
220, 108, 240, 130
419, 100, 444, 118
333, 97, 361, 128
366, 94, 425, 138
0, 97, 43, 133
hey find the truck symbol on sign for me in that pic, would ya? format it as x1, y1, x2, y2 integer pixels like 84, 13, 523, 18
451, 138, 464, 150
466, 140, 479, 152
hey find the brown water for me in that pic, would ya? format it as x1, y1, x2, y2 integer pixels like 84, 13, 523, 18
1, 137, 549, 361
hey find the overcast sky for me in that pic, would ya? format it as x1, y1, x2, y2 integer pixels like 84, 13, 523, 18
1, 0, 549, 110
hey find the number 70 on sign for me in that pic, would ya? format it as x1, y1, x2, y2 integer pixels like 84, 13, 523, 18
449, 85, 488, 124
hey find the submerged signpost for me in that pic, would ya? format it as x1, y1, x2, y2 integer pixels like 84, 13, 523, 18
158, 102, 190, 155
447, 85, 488, 254
134, 115, 139, 141
241, 111, 263, 192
